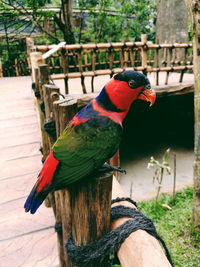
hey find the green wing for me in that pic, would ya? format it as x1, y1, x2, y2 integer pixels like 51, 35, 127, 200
52, 116, 122, 188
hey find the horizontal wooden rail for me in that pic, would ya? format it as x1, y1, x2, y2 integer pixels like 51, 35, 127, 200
35, 42, 192, 52
29, 34, 193, 93
50, 65, 193, 80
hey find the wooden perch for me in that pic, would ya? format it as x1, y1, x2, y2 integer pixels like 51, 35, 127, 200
52, 98, 78, 267
69, 172, 113, 246
111, 177, 172, 267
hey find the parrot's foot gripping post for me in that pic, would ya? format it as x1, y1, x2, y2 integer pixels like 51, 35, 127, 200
99, 163, 127, 174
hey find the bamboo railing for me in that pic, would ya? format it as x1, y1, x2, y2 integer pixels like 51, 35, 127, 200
0, 57, 30, 77
31, 34, 193, 94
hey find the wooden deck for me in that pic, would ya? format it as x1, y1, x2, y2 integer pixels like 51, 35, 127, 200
0, 73, 194, 266
0, 76, 59, 267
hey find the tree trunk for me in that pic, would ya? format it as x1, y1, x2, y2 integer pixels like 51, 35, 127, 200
156, 0, 189, 64
156, 0, 188, 43
59, 0, 75, 44
190, 0, 200, 230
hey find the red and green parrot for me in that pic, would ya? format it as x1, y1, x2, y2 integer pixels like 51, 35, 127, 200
24, 70, 156, 214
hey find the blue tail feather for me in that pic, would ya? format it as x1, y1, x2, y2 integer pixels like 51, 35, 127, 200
24, 184, 49, 214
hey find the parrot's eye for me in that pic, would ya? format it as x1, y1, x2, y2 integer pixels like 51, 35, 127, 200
128, 80, 136, 88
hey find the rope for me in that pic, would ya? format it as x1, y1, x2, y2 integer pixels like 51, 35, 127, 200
66, 198, 173, 267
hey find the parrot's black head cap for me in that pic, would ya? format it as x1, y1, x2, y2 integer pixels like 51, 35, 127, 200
114, 70, 151, 89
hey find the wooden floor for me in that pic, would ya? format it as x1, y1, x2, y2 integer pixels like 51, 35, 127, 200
0, 76, 59, 267
0, 73, 194, 266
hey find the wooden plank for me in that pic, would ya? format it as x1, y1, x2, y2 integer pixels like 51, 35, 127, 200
0, 154, 41, 180
0, 228, 58, 267
0, 142, 40, 161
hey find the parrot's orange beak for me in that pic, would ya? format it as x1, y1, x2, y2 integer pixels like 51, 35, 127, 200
138, 88, 156, 106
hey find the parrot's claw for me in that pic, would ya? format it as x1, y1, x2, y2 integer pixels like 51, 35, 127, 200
99, 163, 127, 174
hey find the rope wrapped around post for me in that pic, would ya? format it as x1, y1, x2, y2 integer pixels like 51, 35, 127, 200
66, 191, 173, 267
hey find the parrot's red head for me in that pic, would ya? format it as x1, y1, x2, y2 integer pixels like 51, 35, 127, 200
107, 70, 155, 109
95, 70, 156, 123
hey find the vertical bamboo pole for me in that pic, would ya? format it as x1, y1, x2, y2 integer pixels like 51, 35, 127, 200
91, 47, 97, 92
60, 50, 69, 94
15, 59, 19, 76
141, 34, 148, 76
0, 59, 3, 77
191, 0, 200, 230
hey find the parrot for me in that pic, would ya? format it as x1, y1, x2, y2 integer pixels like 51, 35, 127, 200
24, 70, 156, 214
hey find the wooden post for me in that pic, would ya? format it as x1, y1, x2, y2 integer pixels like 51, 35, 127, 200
26, 37, 35, 69
43, 84, 60, 145
43, 84, 60, 119
39, 64, 50, 98
15, 59, 19, 76
191, 0, 200, 230
52, 98, 78, 267
69, 172, 113, 266
141, 34, 148, 76
0, 59, 3, 77
29, 52, 44, 83
36, 64, 50, 161
109, 150, 120, 181
111, 177, 172, 267
70, 173, 113, 245
26, 37, 34, 54
60, 50, 69, 94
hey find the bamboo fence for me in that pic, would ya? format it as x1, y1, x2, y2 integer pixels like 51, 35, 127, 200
32, 34, 193, 93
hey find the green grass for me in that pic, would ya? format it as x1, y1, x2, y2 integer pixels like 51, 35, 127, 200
138, 187, 200, 267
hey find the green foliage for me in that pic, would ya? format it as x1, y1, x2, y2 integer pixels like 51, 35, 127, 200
0, 0, 156, 76
76, 0, 156, 43
138, 187, 200, 267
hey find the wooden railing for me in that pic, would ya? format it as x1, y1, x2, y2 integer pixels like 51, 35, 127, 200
0, 57, 30, 77
30, 34, 193, 93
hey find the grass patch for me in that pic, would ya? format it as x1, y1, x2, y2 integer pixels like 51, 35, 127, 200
138, 187, 200, 267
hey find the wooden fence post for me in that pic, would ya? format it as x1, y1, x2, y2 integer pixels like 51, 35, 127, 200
69, 172, 113, 267
69, 174, 113, 245
0, 59, 3, 77
30, 52, 44, 84
52, 98, 78, 267
26, 37, 35, 69
141, 34, 148, 76
15, 59, 19, 76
